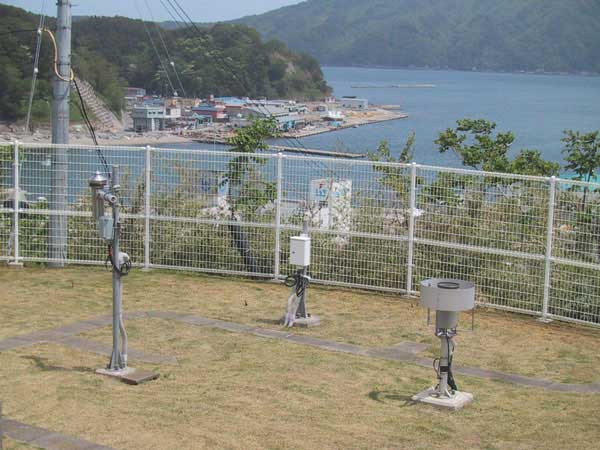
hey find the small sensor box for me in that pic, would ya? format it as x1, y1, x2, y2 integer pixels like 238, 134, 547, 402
290, 236, 311, 267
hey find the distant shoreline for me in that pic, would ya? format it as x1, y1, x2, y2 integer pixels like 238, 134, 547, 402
322, 64, 600, 78
0, 130, 195, 148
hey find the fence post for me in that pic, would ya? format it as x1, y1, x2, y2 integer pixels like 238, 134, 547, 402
540, 176, 556, 323
273, 153, 283, 280
405, 162, 417, 296
9, 141, 23, 268
143, 145, 151, 271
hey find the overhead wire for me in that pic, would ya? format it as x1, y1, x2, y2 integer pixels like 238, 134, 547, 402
157, 0, 336, 229
144, 0, 187, 97
158, 0, 331, 176
72, 78, 112, 177
39, 26, 108, 174
164, 0, 256, 97
135, 0, 177, 96
25, 0, 47, 133
159, 0, 185, 31
72, 80, 98, 145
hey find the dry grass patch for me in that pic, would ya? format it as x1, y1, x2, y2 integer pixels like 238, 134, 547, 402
1, 267, 599, 384
1, 320, 599, 450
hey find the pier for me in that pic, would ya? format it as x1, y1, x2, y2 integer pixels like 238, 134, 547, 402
269, 145, 365, 159
191, 140, 366, 158
351, 83, 436, 88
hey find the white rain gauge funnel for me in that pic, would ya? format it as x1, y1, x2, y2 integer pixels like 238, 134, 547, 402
412, 278, 475, 410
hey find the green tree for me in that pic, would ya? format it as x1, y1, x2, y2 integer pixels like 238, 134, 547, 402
226, 119, 279, 213
225, 118, 279, 273
509, 149, 560, 177
436, 119, 515, 172
228, 118, 279, 154
368, 132, 416, 197
562, 130, 600, 209
436, 119, 559, 176
0, 5, 331, 124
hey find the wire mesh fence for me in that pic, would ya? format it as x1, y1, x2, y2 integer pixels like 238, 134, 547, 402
3, 142, 600, 326
0, 143, 14, 261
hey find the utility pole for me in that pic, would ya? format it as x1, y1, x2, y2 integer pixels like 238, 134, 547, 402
49, 0, 72, 267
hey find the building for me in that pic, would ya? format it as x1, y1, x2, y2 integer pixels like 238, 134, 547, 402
165, 99, 181, 121
322, 110, 345, 127
124, 87, 146, 108
341, 97, 369, 110
132, 105, 164, 132
187, 113, 213, 129
192, 103, 227, 122
241, 105, 302, 131
229, 115, 249, 128
214, 97, 248, 117
132, 101, 181, 132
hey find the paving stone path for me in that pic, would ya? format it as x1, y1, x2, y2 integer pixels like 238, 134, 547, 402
2, 419, 115, 450
1, 310, 599, 394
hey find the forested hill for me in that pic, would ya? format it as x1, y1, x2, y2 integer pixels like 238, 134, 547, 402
0, 4, 330, 122
238, 0, 600, 74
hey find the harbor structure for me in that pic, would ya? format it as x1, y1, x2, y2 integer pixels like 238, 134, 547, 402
341, 96, 369, 110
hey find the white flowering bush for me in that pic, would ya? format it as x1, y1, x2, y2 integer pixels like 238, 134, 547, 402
202, 197, 239, 223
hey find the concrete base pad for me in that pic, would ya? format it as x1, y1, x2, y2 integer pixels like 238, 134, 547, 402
96, 367, 159, 385
537, 317, 554, 324
281, 315, 321, 328
412, 387, 474, 411
7, 262, 24, 269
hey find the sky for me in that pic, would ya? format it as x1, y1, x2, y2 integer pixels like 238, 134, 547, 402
1, 0, 303, 22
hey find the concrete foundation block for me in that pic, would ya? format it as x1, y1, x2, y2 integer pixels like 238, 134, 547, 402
281, 315, 321, 328
96, 367, 159, 385
412, 387, 474, 411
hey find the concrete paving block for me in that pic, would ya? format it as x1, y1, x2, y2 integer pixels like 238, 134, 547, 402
0, 338, 33, 352
2, 419, 49, 442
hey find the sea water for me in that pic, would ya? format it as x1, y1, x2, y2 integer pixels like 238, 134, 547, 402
304, 67, 600, 168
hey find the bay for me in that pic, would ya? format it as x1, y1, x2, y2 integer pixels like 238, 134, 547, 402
301, 67, 600, 168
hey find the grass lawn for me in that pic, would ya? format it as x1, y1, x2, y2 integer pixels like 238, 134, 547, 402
1, 266, 600, 450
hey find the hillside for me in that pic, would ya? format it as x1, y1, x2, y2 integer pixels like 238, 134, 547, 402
0, 4, 330, 123
238, 0, 600, 73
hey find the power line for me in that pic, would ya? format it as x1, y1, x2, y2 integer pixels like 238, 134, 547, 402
135, 0, 177, 96
72, 79, 106, 169
157, 0, 331, 174
144, 0, 187, 97
160, 0, 194, 37
40, 26, 108, 175
25, 0, 47, 133
163, 0, 254, 97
